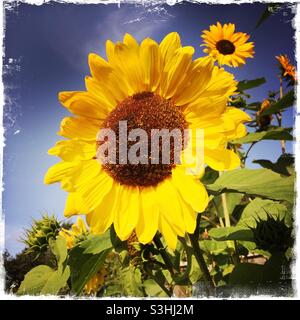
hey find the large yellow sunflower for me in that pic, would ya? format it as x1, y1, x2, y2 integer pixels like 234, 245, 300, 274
201, 22, 254, 68
45, 32, 250, 249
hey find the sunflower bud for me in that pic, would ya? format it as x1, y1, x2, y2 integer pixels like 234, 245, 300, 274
256, 99, 272, 130
251, 214, 293, 253
22, 214, 60, 256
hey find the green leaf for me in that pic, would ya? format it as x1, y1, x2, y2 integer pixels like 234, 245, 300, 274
213, 193, 244, 217
260, 90, 295, 116
200, 167, 219, 184
231, 127, 293, 144
49, 236, 68, 266
200, 239, 228, 254
255, 4, 282, 29
253, 154, 294, 176
237, 78, 266, 92
229, 263, 264, 285
237, 198, 291, 229
79, 231, 112, 255
143, 279, 168, 297
119, 266, 144, 297
40, 265, 70, 295
208, 227, 254, 242
207, 169, 294, 204
69, 245, 110, 295
17, 237, 70, 295
17, 265, 55, 295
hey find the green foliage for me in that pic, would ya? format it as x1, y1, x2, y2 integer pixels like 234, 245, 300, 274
260, 90, 295, 116
232, 127, 293, 144
206, 168, 294, 204
79, 231, 112, 254
17, 236, 70, 295
208, 227, 254, 242
255, 4, 282, 29
253, 154, 294, 176
69, 245, 111, 295
237, 78, 266, 92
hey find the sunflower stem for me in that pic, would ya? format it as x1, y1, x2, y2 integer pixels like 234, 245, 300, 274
278, 76, 286, 154
188, 214, 215, 295
189, 232, 215, 295
219, 172, 235, 252
153, 234, 176, 276
144, 268, 172, 297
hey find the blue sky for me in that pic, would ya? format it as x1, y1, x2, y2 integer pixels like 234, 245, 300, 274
3, 2, 295, 255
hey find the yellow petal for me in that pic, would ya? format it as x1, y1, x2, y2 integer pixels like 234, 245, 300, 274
48, 140, 95, 161
205, 148, 241, 171
159, 32, 181, 65
44, 161, 79, 184
136, 187, 159, 244
172, 166, 209, 213
89, 183, 121, 234
58, 91, 110, 120
175, 56, 214, 106
155, 179, 185, 236
114, 186, 139, 240
158, 215, 178, 250
161, 46, 195, 99
58, 116, 101, 141
64, 192, 90, 217
77, 169, 114, 211
140, 38, 162, 92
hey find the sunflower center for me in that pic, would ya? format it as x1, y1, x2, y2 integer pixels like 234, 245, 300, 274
216, 39, 235, 55
98, 92, 188, 187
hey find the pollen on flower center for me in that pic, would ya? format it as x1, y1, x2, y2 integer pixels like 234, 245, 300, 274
216, 39, 235, 55
98, 92, 188, 187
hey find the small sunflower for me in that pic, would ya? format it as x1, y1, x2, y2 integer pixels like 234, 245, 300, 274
201, 22, 254, 67
276, 54, 296, 83
45, 33, 250, 249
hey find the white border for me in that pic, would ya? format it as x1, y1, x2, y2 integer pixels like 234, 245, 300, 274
0, 0, 299, 300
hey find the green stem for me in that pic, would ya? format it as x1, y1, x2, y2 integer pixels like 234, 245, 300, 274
145, 268, 172, 297
188, 215, 215, 294
278, 76, 286, 154
153, 233, 176, 276
189, 233, 215, 294
243, 142, 256, 165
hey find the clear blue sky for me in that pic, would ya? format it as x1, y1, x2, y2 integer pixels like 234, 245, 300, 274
3, 2, 295, 255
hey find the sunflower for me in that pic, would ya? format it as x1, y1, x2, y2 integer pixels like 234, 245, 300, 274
201, 22, 254, 68
59, 217, 106, 294
45, 32, 250, 250
276, 54, 296, 82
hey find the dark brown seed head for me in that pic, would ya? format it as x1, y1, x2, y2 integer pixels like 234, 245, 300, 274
98, 92, 188, 187
216, 39, 235, 55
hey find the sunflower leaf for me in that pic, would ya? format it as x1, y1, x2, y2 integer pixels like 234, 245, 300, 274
255, 4, 282, 29
79, 231, 112, 255
69, 245, 111, 295
231, 127, 293, 144
206, 168, 294, 204
253, 154, 294, 176
208, 227, 254, 242
237, 78, 266, 92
